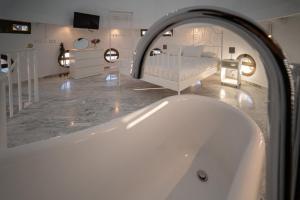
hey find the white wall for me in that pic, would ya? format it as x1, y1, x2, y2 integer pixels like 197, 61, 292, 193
264, 14, 300, 64
8, 14, 300, 89
0, 22, 268, 87
222, 29, 268, 88
150, 24, 268, 87
0, 24, 140, 81
1, 0, 299, 28
0, 24, 101, 80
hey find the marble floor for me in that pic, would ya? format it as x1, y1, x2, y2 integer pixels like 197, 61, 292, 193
7, 73, 268, 148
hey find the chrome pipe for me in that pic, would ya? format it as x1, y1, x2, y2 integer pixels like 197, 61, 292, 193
131, 6, 295, 200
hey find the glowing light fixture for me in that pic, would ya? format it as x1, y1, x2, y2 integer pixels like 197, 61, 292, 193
58, 43, 70, 68
140, 29, 147, 36
163, 30, 173, 37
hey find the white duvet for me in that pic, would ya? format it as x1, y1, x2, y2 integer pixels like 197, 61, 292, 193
144, 55, 219, 82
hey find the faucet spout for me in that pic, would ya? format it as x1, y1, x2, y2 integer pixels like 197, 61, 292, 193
131, 6, 295, 200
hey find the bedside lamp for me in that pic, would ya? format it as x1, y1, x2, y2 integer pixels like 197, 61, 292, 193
229, 47, 235, 60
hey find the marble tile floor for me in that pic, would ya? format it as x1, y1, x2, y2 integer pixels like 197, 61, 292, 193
7, 73, 268, 148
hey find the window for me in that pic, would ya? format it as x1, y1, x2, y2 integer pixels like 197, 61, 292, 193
104, 48, 119, 63
237, 54, 256, 76
150, 48, 162, 56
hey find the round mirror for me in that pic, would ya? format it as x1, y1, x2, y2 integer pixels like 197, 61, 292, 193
237, 54, 256, 76
1, 54, 14, 73
74, 38, 89, 49
104, 48, 119, 63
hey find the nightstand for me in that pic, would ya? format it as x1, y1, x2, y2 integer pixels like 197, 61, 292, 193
220, 59, 241, 88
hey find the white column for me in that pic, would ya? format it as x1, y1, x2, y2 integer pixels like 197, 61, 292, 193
7, 54, 13, 117
167, 53, 170, 68
16, 52, 23, 111
33, 50, 39, 102
0, 72, 7, 148
177, 48, 182, 95
26, 50, 32, 105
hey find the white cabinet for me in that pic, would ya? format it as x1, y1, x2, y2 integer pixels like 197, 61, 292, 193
69, 49, 104, 79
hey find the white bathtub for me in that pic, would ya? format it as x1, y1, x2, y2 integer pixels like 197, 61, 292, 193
0, 95, 265, 200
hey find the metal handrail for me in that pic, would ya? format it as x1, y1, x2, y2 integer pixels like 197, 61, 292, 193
0, 48, 39, 148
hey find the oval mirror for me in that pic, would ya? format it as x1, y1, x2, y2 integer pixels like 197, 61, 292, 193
104, 48, 120, 63
237, 54, 256, 76
73, 38, 89, 49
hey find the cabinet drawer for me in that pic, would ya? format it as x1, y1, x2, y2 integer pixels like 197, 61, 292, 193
221, 60, 239, 69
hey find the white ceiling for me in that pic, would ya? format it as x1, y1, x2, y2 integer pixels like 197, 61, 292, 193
0, 0, 299, 27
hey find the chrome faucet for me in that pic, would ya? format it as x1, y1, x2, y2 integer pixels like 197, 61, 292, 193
131, 6, 297, 200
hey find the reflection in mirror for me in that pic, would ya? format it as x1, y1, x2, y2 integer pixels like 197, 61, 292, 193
0, 54, 14, 73
150, 48, 162, 56
237, 54, 256, 76
104, 48, 119, 63
74, 38, 89, 49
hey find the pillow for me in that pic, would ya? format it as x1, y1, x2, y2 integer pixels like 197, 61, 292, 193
182, 46, 203, 57
202, 51, 217, 58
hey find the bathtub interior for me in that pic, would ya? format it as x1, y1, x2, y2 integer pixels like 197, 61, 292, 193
162, 96, 265, 200
0, 95, 265, 200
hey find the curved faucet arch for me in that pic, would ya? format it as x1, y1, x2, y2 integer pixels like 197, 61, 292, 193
131, 6, 295, 200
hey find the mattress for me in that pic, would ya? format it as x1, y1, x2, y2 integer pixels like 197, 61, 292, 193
144, 56, 219, 82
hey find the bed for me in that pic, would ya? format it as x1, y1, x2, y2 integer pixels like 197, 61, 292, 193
143, 45, 221, 94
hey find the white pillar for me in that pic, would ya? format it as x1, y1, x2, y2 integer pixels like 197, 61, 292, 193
16, 52, 23, 111
7, 54, 13, 117
26, 50, 32, 105
0, 72, 7, 148
33, 50, 39, 102
177, 48, 182, 95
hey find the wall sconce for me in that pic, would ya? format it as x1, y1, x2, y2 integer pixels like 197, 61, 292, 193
229, 47, 235, 60
267, 22, 273, 38
58, 43, 70, 68
163, 30, 173, 37
141, 29, 147, 36
111, 29, 120, 38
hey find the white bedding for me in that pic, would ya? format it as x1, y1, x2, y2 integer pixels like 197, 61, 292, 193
144, 55, 219, 82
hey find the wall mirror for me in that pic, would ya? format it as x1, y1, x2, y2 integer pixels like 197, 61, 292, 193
237, 54, 256, 76
73, 38, 89, 49
0, 54, 14, 73
104, 48, 119, 63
